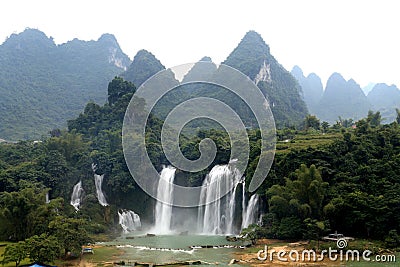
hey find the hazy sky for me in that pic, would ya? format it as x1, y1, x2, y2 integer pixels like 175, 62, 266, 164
1, 0, 399, 88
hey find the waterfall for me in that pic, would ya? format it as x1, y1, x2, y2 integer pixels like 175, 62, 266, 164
45, 192, 50, 204
226, 183, 238, 234
152, 166, 176, 234
70, 181, 84, 211
241, 194, 259, 229
241, 180, 246, 226
198, 165, 242, 235
92, 164, 108, 206
118, 209, 141, 233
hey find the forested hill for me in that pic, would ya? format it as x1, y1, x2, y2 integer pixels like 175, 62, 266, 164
223, 31, 308, 127
121, 31, 309, 128
120, 49, 165, 88
0, 28, 131, 141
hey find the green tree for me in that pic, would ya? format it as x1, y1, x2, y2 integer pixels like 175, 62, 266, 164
107, 77, 136, 106
1, 241, 27, 267
0, 186, 60, 241
366, 110, 382, 127
304, 115, 320, 130
266, 165, 329, 239
48, 216, 91, 258
321, 121, 329, 133
385, 230, 400, 249
25, 234, 61, 263
395, 108, 400, 124
304, 218, 329, 250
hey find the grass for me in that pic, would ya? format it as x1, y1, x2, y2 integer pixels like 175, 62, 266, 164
0, 242, 122, 267
83, 246, 123, 262
0, 242, 31, 267
276, 132, 341, 154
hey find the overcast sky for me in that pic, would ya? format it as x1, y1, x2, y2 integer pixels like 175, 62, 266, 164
1, 0, 399, 88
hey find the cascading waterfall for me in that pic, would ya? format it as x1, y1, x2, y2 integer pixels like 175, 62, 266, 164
241, 194, 259, 229
241, 180, 246, 225
197, 165, 242, 235
92, 163, 108, 206
45, 192, 50, 204
70, 181, 84, 211
118, 209, 141, 233
226, 182, 238, 234
152, 166, 176, 234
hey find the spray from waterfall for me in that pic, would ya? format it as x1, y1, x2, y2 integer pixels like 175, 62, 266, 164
92, 163, 108, 206
118, 209, 141, 233
70, 181, 84, 211
152, 166, 176, 234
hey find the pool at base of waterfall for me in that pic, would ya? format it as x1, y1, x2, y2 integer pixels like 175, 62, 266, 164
99, 233, 251, 266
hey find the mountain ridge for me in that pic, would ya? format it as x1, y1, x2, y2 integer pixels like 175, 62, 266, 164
223, 31, 309, 127
0, 28, 131, 140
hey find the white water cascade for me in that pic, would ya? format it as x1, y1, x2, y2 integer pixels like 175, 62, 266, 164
118, 209, 142, 233
92, 164, 108, 206
152, 166, 176, 234
241, 180, 246, 225
241, 194, 260, 229
70, 181, 84, 211
45, 192, 50, 204
198, 165, 242, 235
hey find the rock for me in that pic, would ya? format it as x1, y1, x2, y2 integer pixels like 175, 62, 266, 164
226, 236, 238, 242
229, 259, 238, 265
146, 233, 156, 237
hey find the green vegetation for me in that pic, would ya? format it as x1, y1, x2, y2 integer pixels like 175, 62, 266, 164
244, 111, 400, 246
121, 49, 165, 88
0, 73, 399, 265
223, 31, 308, 127
0, 28, 130, 141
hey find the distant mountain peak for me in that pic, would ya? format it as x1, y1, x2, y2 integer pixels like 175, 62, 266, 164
291, 65, 304, 78
199, 56, 212, 62
291, 66, 323, 114
121, 49, 165, 87
3, 28, 55, 51
317, 72, 371, 122
98, 34, 129, 70
367, 83, 400, 122
241, 30, 270, 53
182, 56, 217, 83
223, 31, 308, 126
223, 30, 271, 81
98, 33, 119, 46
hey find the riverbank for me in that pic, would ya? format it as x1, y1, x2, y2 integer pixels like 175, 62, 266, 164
233, 239, 398, 266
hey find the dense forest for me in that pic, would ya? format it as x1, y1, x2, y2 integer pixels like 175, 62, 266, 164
0, 29, 130, 141
1, 75, 400, 264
